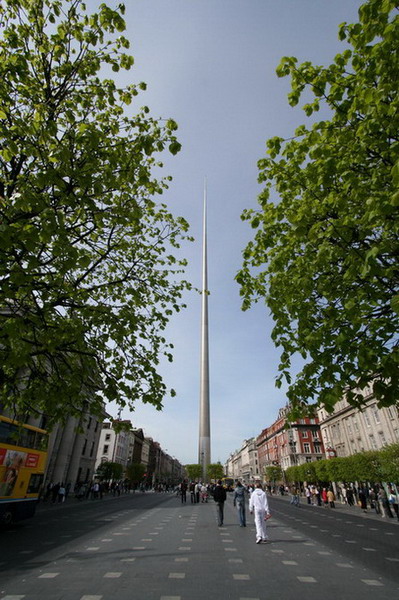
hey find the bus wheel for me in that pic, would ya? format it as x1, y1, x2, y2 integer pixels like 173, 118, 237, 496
2, 510, 13, 526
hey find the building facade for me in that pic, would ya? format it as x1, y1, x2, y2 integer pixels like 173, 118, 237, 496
317, 386, 399, 457
225, 438, 260, 484
256, 406, 325, 478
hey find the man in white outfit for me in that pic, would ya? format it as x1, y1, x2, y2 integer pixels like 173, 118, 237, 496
249, 482, 271, 544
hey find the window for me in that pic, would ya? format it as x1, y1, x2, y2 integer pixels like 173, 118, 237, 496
314, 443, 321, 453
312, 430, 319, 439
369, 434, 378, 450
105, 433, 111, 441
27, 473, 44, 494
352, 417, 359, 432
90, 441, 95, 457
82, 438, 87, 456
302, 431, 308, 438
363, 410, 371, 427
87, 417, 92, 430
372, 405, 380, 424
310, 418, 316, 424
378, 431, 387, 446
346, 419, 352, 434
387, 406, 396, 420
304, 443, 310, 453
103, 444, 109, 454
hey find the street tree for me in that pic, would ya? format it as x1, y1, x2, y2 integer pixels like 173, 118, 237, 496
185, 464, 202, 481
207, 462, 224, 482
237, 0, 399, 418
125, 462, 146, 486
0, 0, 190, 425
264, 465, 282, 485
96, 461, 123, 482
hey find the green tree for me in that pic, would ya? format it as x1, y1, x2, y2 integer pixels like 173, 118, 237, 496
0, 0, 190, 425
207, 462, 224, 482
379, 443, 399, 482
96, 461, 123, 481
237, 0, 399, 419
185, 464, 202, 481
125, 462, 146, 485
264, 465, 282, 484
284, 466, 300, 484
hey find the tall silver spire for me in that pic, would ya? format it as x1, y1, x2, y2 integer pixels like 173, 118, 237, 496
199, 182, 211, 480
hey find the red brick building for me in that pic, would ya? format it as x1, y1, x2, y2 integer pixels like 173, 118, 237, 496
257, 405, 325, 479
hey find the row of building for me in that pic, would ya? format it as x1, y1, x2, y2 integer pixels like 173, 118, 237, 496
225, 387, 399, 484
1, 402, 185, 492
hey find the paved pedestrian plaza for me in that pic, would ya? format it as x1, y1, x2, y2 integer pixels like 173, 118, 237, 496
0, 492, 398, 600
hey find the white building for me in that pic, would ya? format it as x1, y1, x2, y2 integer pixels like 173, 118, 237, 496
317, 385, 399, 457
225, 438, 260, 484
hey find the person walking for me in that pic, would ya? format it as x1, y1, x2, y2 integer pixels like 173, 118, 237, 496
327, 487, 335, 508
249, 482, 271, 544
179, 480, 187, 503
233, 480, 246, 526
290, 486, 300, 507
213, 480, 227, 526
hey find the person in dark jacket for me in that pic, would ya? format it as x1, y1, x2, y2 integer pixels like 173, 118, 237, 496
213, 480, 227, 526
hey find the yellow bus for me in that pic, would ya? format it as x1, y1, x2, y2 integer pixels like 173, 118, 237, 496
0, 415, 48, 524
221, 477, 234, 491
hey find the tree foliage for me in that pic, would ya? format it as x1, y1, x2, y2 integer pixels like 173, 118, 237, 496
284, 444, 399, 484
0, 0, 191, 425
185, 464, 202, 481
125, 461, 146, 484
207, 462, 224, 482
264, 465, 282, 483
237, 0, 399, 418
96, 461, 123, 481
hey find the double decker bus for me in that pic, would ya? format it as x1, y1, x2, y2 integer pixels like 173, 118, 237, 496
0, 415, 48, 524
221, 477, 235, 491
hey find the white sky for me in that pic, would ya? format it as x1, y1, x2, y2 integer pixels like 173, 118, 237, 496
96, 0, 361, 465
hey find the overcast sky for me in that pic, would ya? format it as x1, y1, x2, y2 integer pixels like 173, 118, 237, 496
98, 0, 362, 465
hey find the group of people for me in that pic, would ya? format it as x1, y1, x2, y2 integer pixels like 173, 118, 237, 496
178, 481, 212, 504
179, 479, 272, 544
289, 483, 399, 519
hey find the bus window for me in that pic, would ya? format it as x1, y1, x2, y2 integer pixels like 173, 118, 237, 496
27, 473, 44, 494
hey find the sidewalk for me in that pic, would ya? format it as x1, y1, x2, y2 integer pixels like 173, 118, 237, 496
269, 491, 399, 525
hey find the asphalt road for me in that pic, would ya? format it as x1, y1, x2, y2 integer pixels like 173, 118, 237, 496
0, 491, 398, 600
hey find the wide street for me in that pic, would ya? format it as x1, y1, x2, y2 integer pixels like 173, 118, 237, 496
0, 491, 398, 600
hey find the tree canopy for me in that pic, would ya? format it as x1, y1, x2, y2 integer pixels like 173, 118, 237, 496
185, 464, 203, 481
207, 462, 224, 482
0, 0, 190, 425
237, 0, 399, 418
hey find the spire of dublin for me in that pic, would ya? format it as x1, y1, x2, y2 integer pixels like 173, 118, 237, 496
198, 183, 211, 480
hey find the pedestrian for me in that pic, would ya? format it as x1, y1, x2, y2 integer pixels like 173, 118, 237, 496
195, 481, 201, 503
200, 483, 208, 503
233, 480, 246, 526
58, 482, 66, 503
358, 486, 367, 512
388, 488, 399, 521
180, 480, 187, 503
290, 486, 300, 507
327, 488, 335, 508
321, 487, 328, 507
189, 482, 196, 503
213, 479, 227, 526
249, 482, 271, 544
